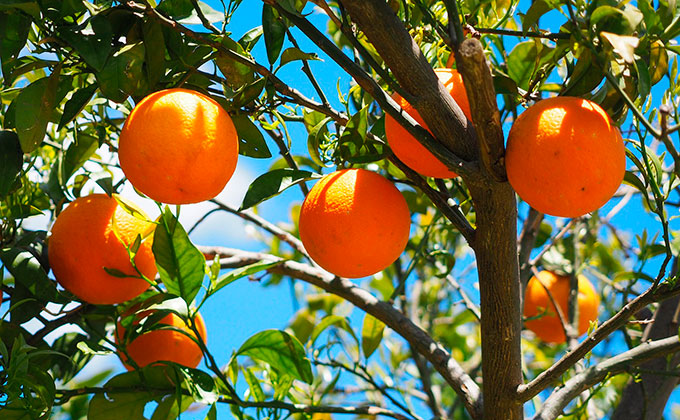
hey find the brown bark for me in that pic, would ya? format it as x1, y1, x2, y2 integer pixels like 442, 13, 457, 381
458, 38, 523, 419
468, 179, 523, 419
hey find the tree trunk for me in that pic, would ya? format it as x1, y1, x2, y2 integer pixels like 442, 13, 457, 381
469, 179, 523, 419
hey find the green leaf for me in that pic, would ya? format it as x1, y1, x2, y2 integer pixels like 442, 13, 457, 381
237, 329, 313, 384
361, 314, 385, 358
152, 208, 206, 305
310, 315, 359, 345
142, 18, 166, 88
563, 49, 604, 96
59, 15, 113, 72
210, 260, 282, 295
0, 130, 23, 198
262, 4, 286, 65
279, 47, 320, 68
76, 340, 113, 356
242, 368, 265, 402
177, 365, 217, 404
522, 0, 563, 33
238, 26, 263, 51
507, 41, 538, 90
204, 404, 217, 420
240, 168, 319, 210
13, 70, 61, 152
182, 1, 224, 24
232, 114, 272, 158
88, 365, 181, 420
635, 58, 651, 99
649, 40, 669, 85
216, 36, 256, 91
231, 76, 266, 108
62, 132, 99, 182
157, 0, 224, 24
0, 11, 31, 79
58, 84, 98, 131
591, 5, 642, 34
340, 105, 369, 144
306, 116, 331, 167
623, 170, 647, 194
95, 42, 148, 103
1, 248, 60, 307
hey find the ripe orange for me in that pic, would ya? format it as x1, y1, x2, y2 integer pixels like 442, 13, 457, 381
505, 96, 625, 217
116, 308, 207, 370
298, 168, 411, 278
118, 88, 239, 204
523, 270, 600, 344
384, 68, 471, 179
48, 194, 156, 305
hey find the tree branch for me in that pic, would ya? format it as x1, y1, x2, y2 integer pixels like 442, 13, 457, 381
457, 38, 507, 182
533, 336, 680, 420
517, 279, 680, 402
335, 0, 478, 163
198, 245, 482, 419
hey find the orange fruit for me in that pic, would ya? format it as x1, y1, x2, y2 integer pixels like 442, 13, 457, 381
299, 168, 411, 278
384, 68, 471, 179
116, 308, 207, 370
118, 88, 239, 204
505, 96, 625, 217
523, 270, 600, 344
48, 194, 156, 305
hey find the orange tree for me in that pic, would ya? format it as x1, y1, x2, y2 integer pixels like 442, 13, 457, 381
1, 0, 680, 419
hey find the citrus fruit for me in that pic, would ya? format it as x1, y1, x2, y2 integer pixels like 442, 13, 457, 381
523, 270, 600, 344
118, 88, 239, 204
298, 168, 411, 278
384, 68, 471, 179
505, 96, 625, 217
48, 194, 156, 305
116, 308, 207, 370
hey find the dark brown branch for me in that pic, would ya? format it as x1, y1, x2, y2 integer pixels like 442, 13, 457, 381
456, 38, 507, 182
197, 245, 482, 419
388, 156, 476, 245
533, 336, 680, 420
336, 0, 478, 163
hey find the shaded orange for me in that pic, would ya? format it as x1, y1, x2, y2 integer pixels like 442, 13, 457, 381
116, 308, 207, 370
384, 68, 471, 179
118, 88, 239, 204
48, 194, 156, 305
299, 168, 411, 278
505, 96, 625, 217
523, 270, 600, 344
